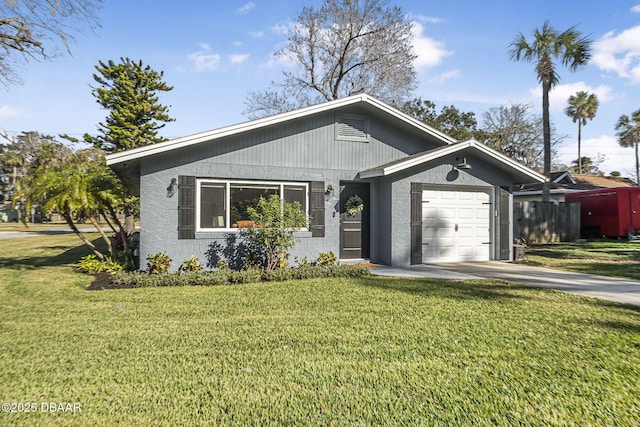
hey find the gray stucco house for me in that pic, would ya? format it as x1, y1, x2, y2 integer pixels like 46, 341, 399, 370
106, 94, 545, 270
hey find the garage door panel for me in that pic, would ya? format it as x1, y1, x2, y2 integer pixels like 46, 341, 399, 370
421, 188, 491, 263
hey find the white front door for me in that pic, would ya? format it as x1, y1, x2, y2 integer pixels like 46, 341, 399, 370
422, 188, 491, 263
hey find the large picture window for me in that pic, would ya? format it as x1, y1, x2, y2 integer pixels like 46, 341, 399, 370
197, 179, 309, 231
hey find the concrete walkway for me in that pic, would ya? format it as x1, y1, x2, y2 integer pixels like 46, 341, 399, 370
371, 262, 640, 307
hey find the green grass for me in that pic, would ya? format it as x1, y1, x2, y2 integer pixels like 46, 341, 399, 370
525, 240, 640, 280
1, 235, 639, 426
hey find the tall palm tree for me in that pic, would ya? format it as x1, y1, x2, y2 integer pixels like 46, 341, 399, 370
564, 91, 598, 174
615, 109, 640, 184
509, 21, 592, 201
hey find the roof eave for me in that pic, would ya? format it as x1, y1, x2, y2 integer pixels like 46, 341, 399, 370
359, 140, 547, 183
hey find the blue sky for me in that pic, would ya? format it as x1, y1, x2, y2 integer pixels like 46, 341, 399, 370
1, 0, 640, 176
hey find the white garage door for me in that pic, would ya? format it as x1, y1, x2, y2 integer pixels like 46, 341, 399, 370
422, 188, 491, 263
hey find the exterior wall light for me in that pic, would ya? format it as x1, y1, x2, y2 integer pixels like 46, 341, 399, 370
167, 178, 178, 198
455, 157, 472, 170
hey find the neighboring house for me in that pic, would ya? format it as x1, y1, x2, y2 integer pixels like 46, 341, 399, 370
106, 94, 544, 269
514, 171, 636, 202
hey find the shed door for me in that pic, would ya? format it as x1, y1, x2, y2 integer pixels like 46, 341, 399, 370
422, 189, 491, 263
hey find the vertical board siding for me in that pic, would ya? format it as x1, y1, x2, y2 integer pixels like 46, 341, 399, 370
514, 201, 580, 243
173, 112, 435, 174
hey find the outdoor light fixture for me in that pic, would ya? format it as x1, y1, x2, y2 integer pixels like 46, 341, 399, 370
455, 157, 472, 170
167, 178, 178, 198
325, 184, 334, 195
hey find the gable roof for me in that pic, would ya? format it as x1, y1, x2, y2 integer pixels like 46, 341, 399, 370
359, 139, 546, 184
516, 172, 636, 194
105, 93, 456, 167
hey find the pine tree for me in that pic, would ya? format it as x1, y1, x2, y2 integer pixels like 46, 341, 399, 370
85, 58, 175, 153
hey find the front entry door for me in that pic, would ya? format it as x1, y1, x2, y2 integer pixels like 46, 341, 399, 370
339, 182, 370, 259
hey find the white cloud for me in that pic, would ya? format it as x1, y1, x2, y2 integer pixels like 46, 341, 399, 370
411, 14, 445, 25
592, 25, 640, 84
238, 2, 255, 14
271, 23, 292, 36
249, 31, 264, 38
556, 134, 634, 175
528, 81, 615, 112
632, 4, 640, 13
412, 22, 452, 70
427, 69, 461, 85
187, 44, 221, 72
230, 53, 250, 64
0, 105, 25, 119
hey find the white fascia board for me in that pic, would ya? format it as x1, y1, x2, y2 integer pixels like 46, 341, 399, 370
360, 141, 473, 178
360, 139, 547, 183
467, 140, 546, 182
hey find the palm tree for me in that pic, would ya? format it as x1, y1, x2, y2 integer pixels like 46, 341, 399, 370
509, 21, 592, 201
17, 151, 124, 259
615, 109, 640, 184
564, 91, 598, 174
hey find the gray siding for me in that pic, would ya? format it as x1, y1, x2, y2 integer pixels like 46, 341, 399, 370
380, 154, 515, 267
137, 107, 518, 270
138, 110, 445, 270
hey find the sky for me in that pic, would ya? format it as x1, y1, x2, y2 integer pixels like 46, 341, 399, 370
1, 0, 640, 177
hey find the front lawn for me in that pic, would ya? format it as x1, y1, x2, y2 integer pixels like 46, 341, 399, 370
1, 235, 639, 426
525, 240, 640, 280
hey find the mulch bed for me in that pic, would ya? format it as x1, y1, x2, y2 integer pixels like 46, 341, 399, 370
85, 272, 128, 290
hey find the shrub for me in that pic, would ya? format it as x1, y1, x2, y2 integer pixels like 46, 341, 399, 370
316, 251, 337, 266
78, 254, 124, 274
147, 252, 172, 274
106, 264, 370, 289
241, 194, 308, 272
179, 255, 204, 273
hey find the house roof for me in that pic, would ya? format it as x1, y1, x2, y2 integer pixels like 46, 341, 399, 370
515, 172, 636, 194
571, 174, 636, 189
105, 93, 456, 167
359, 139, 546, 184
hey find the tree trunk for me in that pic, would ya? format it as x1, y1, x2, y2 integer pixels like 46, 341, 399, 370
123, 202, 136, 236
578, 121, 582, 175
62, 210, 105, 260
541, 80, 552, 202
87, 211, 112, 255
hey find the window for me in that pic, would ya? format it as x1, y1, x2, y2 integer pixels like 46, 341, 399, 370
197, 179, 308, 231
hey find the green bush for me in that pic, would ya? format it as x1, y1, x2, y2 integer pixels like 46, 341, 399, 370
146, 252, 172, 274
316, 251, 337, 266
241, 194, 308, 272
107, 264, 370, 289
179, 255, 204, 273
78, 254, 124, 274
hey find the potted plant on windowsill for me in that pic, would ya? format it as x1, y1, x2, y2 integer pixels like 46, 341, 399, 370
345, 195, 364, 217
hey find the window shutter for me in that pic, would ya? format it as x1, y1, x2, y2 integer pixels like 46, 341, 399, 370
310, 181, 325, 237
178, 175, 196, 239
410, 183, 423, 265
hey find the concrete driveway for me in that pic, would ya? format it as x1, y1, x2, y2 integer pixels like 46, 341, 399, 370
371, 262, 640, 307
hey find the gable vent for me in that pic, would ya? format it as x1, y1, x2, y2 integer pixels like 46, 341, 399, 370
336, 115, 369, 142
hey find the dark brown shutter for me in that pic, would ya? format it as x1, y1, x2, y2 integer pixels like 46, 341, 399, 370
499, 187, 510, 260
410, 182, 423, 265
310, 181, 325, 237
178, 175, 196, 240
